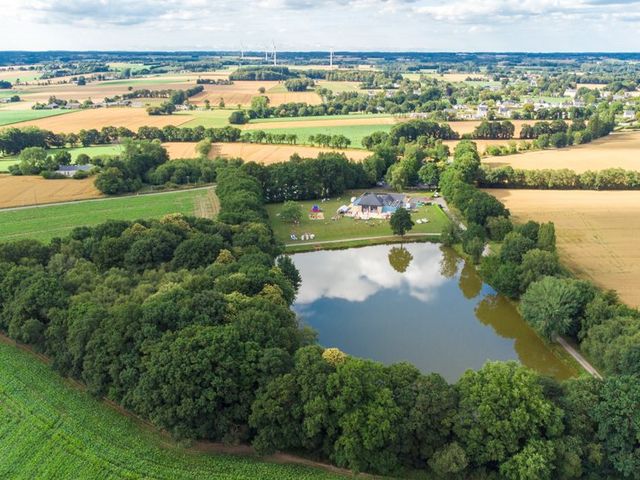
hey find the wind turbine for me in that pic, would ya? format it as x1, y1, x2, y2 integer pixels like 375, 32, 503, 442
272, 41, 277, 66
329, 49, 334, 68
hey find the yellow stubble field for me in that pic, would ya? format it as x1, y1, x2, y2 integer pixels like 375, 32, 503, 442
162, 142, 370, 164
483, 131, 640, 172
0, 175, 102, 209
486, 188, 640, 308
9, 107, 195, 133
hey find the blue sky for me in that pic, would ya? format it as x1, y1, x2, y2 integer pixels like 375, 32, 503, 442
1, 0, 639, 52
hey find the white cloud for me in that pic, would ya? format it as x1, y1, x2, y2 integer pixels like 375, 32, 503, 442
0, 0, 638, 50
293, 244, 451, 305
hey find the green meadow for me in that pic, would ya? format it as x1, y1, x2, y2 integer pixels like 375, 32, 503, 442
256, 124, 393, 148
0, 108, 71, 127
0, 187, 218, 243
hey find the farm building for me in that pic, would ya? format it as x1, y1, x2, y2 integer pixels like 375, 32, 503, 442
343, 192, 413, 219
55, 165, 92, 177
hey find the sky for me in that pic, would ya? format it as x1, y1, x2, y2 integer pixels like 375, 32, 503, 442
1, 0, 639, 52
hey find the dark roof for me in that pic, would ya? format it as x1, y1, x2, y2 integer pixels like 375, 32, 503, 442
354, 192, 406, 208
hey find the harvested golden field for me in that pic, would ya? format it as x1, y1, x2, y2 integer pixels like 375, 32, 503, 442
16, 77, 194, 103
10, 107, 194, 133
189, 81, 321, 107
243, 115, 400, 131
484, 131, 640, 172
164, 142, 370, 164
0, 175, 102, 209
486, 188, 640, 308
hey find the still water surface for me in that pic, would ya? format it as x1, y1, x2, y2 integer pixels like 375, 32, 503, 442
292, 243, 577, 382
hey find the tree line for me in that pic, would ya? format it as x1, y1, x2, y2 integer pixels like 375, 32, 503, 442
480, 165, 640, 190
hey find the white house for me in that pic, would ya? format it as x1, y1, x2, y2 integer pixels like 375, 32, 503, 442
476, 104, 489, 118
55, 165, 92, 177
623, 110, 636, 120
564, 88, 577, 98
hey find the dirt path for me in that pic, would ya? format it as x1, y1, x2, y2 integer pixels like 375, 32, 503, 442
555, 336, 603, 379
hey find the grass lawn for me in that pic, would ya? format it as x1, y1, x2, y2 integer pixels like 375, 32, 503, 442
0, 159, 18, 172
267, 189, 449, 248
177, 109, 232, 128
0, 108, 71, 126
256, 124, 393, 149
0, 187, 219, 243
0, 339, 348, 480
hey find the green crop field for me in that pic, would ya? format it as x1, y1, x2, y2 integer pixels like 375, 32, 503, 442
0, 187, 219, 243
177, 109, 232, 128
0, 90, 22, 98
248, 113, 392, 124
267, 190, 449, 247
0, 109, 71, 126
0, 339, 347, 480
316, 81, 363, 93
256, 124, 393, 148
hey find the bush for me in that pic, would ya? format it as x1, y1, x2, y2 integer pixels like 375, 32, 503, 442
228, 111, 249, 125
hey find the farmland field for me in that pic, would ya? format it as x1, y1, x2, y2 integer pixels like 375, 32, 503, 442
174, 109, 231, 128
14, 76, 195, 103
0, 339, 347, 480
9, 107, 194, 132
162, 142, 370, 163
244, 115, 400, 131
486, 188, 640, 308
0, 175, 102, 209
189, 80, 323, 107
0, 187, 219, 242
0, 108, 71, 126
483, 131, 640, 172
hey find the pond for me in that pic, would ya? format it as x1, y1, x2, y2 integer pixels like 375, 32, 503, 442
292, 243, 577, 382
